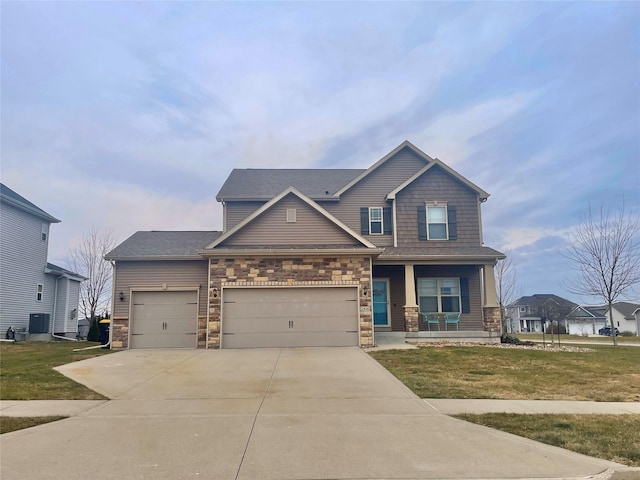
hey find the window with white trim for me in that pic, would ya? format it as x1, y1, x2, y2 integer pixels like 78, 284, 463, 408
369, 207, 383, 235
417, 278, 460, 313
41, 224, 48, 242
36, 283, 43, 302
426, 205, 448, 240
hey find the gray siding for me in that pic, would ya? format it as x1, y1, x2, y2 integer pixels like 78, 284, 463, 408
221, 194, 360, 247
396, 165, 481, 248
113, 260, 209, 318
53, 278, 68, 333
0, 202, 53, 331
225, 201, 266, 231
323, 147, 426, 247
67, 280, 81, 333
414, 265, 483, 330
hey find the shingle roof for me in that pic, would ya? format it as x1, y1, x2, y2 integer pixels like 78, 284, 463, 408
105, 231, 222, 260
510, 294, 577, 308
377, 246, 505, 260
0, 183, 60, 223
612, 302, 640, 318
46, 263, 86, 280
216, 169, 364, 201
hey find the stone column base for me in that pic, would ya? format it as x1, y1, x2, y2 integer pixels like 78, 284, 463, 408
404, 306, 420, 333
483, 306, 501, 333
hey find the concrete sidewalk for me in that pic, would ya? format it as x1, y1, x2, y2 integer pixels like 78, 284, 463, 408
2, 398, 639, 417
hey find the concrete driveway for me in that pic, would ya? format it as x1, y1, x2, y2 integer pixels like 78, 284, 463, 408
0, 348, 621, 479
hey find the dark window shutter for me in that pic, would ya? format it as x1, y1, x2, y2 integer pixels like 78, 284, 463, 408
360, 208, 369, 235
448, 206, 457, 240
417, 206, 427, 240
460, 277, 470, 313
383, 207, 392, 235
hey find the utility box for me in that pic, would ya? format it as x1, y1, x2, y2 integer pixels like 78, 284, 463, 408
29, 313, 50, 334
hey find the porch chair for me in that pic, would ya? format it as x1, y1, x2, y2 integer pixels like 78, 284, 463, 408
422, 313, 440, 331
444, 312, 460, 331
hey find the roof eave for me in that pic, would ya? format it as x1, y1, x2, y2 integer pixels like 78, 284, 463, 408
1, 195, 61, 223
376, 253, 506, 264
105, 255, 206, 262
199, 247, 384, 257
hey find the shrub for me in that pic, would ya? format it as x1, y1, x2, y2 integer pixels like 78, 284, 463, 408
620, 331, 635, 337
87, 320, 100, 342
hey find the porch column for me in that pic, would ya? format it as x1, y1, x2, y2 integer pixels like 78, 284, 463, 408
403, 263, 419, 332
483, 264, 499, 307
482, 263, 501, 333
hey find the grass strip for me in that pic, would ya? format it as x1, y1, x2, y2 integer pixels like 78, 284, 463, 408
0, 342, 112, 400
455, 413, 640, 467
1, 416, 67, 435
370, 345, 640, 401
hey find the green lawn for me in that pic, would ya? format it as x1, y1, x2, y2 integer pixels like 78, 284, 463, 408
0, 416, 67, 434
370, 345, 640, 401
517, 333, 640, 344
455, 413, 640, 467
0, 342, 112, 400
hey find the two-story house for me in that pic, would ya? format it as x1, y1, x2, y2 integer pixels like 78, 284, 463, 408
506, 294, 577, 333
0, 184, 85, 339
105, 141, 505, 349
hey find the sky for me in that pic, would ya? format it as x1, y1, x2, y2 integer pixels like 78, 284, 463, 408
2, 1, 639, 305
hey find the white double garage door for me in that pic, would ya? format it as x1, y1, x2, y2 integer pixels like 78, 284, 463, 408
130, 287, 359, 349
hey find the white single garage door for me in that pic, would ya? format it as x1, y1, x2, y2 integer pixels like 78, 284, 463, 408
130, 291, 198, 348
222, 287, 359, 348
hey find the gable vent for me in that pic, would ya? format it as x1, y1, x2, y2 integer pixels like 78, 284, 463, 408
286, 208, 297, 223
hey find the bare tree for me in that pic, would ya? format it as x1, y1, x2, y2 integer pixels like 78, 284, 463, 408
564, 205, 640, 345
66, 227, 116, 325
495, 252, 518, 335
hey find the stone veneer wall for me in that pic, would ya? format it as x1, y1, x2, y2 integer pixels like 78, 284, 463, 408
111, 317, 129, 349
207, 256, 373, 348
482, 306, 501, 333
403, 306, 420, 332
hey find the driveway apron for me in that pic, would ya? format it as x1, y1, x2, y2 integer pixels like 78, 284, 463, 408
0, 348, 621, 479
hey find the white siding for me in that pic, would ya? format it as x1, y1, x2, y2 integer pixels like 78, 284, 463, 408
0, 202, 52, 331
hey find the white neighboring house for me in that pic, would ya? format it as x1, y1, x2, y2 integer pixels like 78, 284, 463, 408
565, 306, 606, 336
0, 184, 85, 339
602, 302, 640, 336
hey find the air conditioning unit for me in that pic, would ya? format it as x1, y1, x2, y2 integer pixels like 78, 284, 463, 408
29, 313, 50, 333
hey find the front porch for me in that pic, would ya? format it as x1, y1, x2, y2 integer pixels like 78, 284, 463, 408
372, 262, 502, 345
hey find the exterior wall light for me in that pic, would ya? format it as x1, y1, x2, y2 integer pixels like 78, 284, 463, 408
119, 291, 125, 302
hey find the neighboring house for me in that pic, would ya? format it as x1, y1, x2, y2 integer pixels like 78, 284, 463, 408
0, 184, 85, 338
564, 306, 606, 336
506, 294, 577, 333
600, 302, 640, 335
105, 141, 505, 349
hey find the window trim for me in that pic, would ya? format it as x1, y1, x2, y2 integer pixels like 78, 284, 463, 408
36, 283, 43, 302
41, 223, 48, 242
417, 277, 461, 314
368, 207, 383, 235
426, 204, 448, 240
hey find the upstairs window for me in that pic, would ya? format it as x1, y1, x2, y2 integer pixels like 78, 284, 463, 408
369, 207, 383, 235
41, 223, 48, 242
427, 205, 448, 240
360, 207, 392, 236
417, 204, 457, 241
36, 284, 43, 302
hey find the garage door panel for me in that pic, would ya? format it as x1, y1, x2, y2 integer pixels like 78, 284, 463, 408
222, 287, 359, 348
131, 291, 198, 349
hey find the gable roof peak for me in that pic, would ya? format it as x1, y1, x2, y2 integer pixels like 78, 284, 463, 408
0, 183, 61, 223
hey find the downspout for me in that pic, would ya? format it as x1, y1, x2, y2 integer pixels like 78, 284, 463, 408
51, 274, 77, 342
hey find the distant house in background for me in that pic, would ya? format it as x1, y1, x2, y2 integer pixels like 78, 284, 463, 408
506, 294, 577, 333
600, 302, 640, 336
0, 184, 85, 339
564, 306, 606, 336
